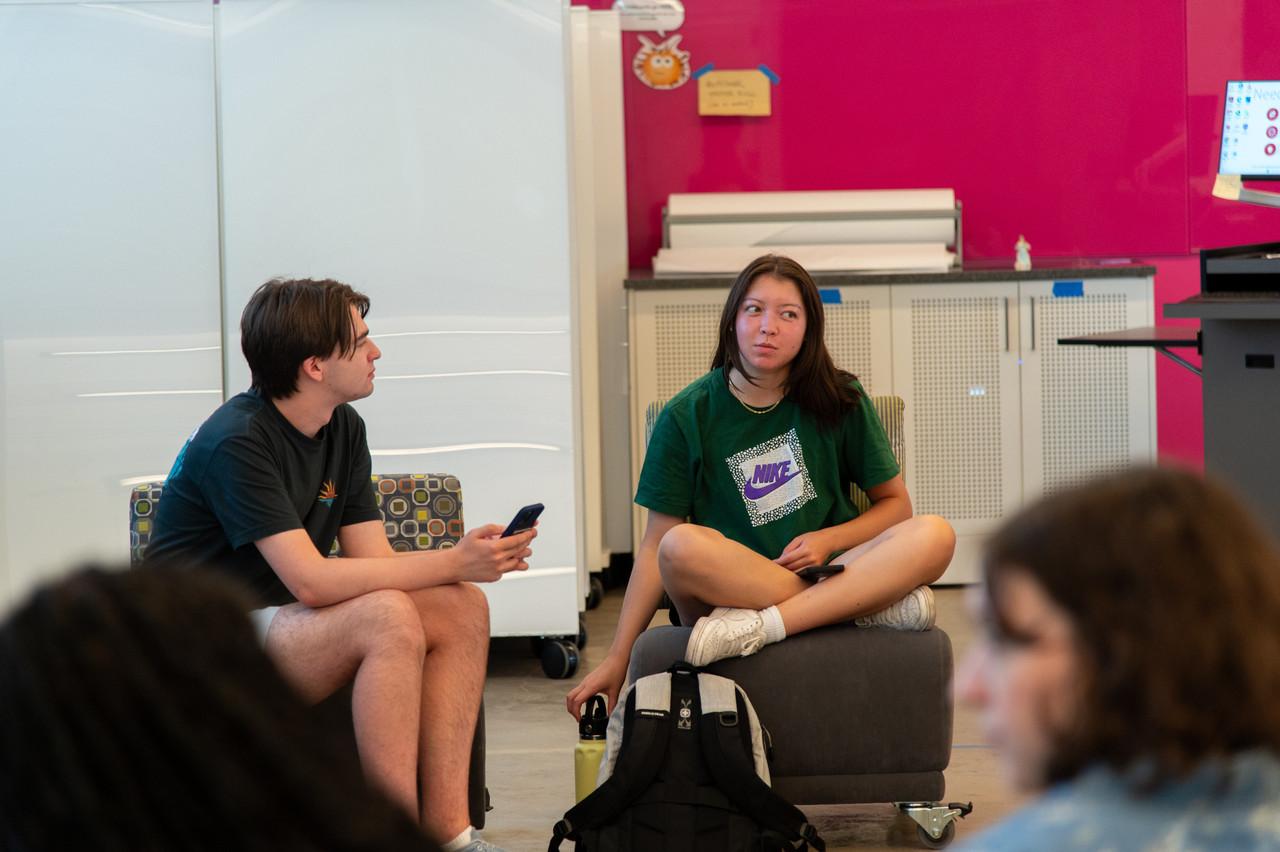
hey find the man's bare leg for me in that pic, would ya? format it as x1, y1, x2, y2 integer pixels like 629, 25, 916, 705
408, 582, 490, 841
265, 589, 426, 818
659, 515, 955, 632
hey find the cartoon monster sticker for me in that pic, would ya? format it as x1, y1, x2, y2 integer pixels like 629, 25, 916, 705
633, 34, 690, 90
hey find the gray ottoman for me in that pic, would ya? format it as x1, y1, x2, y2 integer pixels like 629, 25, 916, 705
627, 623, 953, 806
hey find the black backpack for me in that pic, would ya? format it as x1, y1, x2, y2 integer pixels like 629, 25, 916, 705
549, 662, 824, 852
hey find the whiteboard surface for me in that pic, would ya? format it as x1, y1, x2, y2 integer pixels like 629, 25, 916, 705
0, 1, 221, 610
219, 0, 578, 636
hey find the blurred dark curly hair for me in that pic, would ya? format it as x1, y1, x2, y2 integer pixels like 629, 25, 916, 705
983, 466, 1280, 791
0, 565, 438, 852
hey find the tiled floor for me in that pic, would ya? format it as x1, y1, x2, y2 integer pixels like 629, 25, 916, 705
478, 585, 1026, 851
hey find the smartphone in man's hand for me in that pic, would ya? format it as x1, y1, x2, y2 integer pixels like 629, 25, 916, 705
502, 503, 544, 537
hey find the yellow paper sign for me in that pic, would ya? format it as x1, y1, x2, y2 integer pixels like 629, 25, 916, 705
697, 69, 771, 117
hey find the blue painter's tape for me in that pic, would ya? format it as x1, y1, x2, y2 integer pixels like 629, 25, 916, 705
692, 63, 715, 79
1053, 280, 1084, 298
819, 288, 842, 305
757, 64, 780, 85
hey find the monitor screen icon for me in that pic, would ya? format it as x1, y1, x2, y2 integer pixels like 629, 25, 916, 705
1218, 81, 1280, 178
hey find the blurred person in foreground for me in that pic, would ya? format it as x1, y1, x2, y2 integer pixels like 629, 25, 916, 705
0, 565, 442, 852
956, 466, 1280, 851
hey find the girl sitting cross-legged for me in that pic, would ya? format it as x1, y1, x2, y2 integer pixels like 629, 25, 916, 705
568, 253, 956, 717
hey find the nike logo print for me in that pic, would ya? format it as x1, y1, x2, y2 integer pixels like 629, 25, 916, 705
743, 468, 801, 500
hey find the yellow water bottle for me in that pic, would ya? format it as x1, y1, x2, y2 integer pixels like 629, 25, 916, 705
574, 694, 608, 802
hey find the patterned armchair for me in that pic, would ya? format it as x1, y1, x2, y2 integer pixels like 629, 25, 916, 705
130, 473, 465, 564
371, 473, 464, 548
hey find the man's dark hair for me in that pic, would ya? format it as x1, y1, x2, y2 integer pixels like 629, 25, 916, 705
0, 565, 440, 852
241, 278, 371, 400
983, 466, 1280, 791
711, 254, 860, 428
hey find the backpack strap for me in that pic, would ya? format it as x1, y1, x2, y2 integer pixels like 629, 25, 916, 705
549, 674, 674, 851
698, 687, 826, 851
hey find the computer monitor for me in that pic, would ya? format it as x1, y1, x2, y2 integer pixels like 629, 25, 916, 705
1219, 80, 1280, 179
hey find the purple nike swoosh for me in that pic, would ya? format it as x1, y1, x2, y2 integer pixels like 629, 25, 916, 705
743, 469, 802, 500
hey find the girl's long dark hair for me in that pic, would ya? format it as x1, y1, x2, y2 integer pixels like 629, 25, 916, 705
0, 565, 440, 852
711, 254, 860, 427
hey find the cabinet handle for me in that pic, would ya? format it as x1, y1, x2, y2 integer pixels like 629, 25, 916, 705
1029, 296, 1036, 350
1004, 297, 1010, 352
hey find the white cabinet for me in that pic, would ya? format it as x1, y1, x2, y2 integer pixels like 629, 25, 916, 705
890, 278, 1155, 582
628, 272, 1156, 583
1017, 279, 1155, 501
889, 283, 1023, 583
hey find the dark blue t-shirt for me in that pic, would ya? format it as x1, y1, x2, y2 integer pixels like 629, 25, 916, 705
146, 390, 381, 607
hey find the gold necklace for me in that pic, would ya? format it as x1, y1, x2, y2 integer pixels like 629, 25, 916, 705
729, 380, 784, 415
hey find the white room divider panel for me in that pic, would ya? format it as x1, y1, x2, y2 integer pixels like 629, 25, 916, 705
0, 1, 222, 611
217, 0, 580, 638
570, 8, 631, 563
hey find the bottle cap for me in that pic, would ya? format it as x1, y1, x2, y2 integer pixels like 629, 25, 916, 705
579, 694, 608, 740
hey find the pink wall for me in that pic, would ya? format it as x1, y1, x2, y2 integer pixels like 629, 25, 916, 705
581, 0, 1280, 466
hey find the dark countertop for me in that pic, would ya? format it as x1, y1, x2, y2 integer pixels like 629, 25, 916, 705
625, 262, 1156, 290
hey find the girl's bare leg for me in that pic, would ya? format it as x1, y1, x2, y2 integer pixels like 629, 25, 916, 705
659, 515, 955, 634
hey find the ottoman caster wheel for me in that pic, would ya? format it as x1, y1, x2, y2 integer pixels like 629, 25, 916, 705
898, 800, 969, 849
917, 821, 955, 849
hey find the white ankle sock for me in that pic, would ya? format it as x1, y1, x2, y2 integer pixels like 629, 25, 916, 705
759, 605, 786, 644
442, 826, 475, 851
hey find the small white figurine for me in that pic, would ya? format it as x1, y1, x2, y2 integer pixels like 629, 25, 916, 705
1014, 235, 1032, 271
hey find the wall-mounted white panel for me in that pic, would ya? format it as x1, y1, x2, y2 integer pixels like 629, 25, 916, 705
218, 0, 578, 636
581, 9, 632, 557
0, 2, 221, 611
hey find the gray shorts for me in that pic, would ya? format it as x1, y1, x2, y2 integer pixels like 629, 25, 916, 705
249, 606, 281, 646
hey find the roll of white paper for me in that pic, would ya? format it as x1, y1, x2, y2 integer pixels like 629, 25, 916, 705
652, 243, 956, 275
665, 188, 958, 251
666, 188, 955, 216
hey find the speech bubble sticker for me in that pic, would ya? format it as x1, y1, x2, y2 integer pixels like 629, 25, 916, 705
614, 0, 685, 36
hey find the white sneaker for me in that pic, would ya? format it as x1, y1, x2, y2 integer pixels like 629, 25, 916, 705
685, 607, 767, 666
854, 586, 936, 631
458, 839, 506, 852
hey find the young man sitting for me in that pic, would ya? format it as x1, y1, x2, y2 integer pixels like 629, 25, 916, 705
147, 278, 530, 852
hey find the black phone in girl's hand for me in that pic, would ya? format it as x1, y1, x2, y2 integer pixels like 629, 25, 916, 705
795, 564, 845, 580
502, 503, 544, 537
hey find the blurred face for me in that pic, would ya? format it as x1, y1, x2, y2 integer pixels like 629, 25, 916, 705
318, 306, 380, 402
955, 570, 1082, 792
734, 273, 806, 382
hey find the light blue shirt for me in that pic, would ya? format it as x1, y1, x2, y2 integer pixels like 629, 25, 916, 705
960, 751, 1280, 851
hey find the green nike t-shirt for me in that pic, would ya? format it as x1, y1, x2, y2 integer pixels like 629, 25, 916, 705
635, 368, 900, 561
